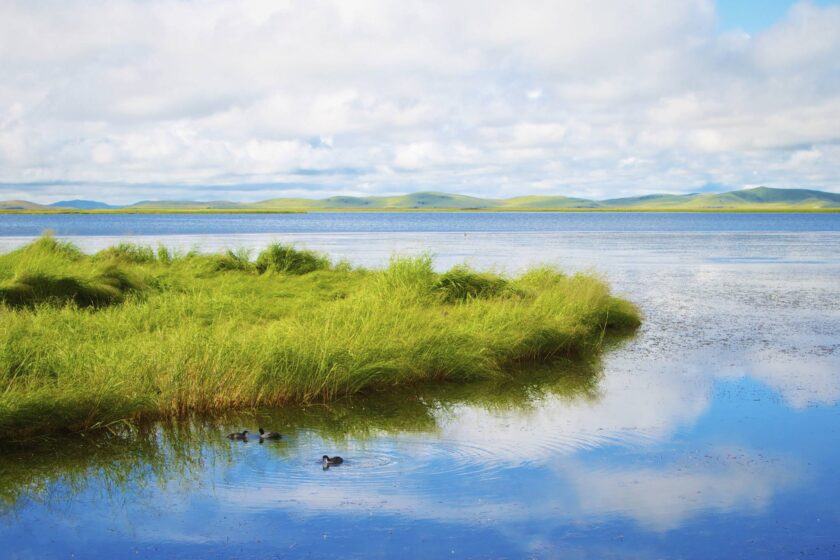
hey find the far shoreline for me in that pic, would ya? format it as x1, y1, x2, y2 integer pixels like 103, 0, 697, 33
2, 207, 840, 215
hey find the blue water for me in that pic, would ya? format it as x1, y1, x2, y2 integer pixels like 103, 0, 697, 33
1, 212, 839, 559
1, 211, 838, 237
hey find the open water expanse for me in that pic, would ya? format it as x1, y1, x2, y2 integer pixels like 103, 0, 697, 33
1, 212, 839, 559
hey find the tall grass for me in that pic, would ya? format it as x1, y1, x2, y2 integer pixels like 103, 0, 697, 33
255, 242, 329, 274
0, 237, 146, 307
434, 264, 513, 302
0, 236, 641, 441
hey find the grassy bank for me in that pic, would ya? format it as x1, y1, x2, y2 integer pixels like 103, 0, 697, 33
0, 236, 640, 441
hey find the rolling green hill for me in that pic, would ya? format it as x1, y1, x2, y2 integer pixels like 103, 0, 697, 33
600, 193, 697, 208
0, 200, 51, 211
375, 192, 496, 209
129, 200, 248, 210
2, 187, 839, 212
694, 187, 840, 208
253, 187, 840, 210
600, 188, 840, 209
254, 192, 500, 209
498, 195, 601, 209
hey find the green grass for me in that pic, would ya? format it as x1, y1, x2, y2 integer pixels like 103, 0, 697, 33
255, 243, 330, 274
433, 265, 513, 303
0, 236, 641, 441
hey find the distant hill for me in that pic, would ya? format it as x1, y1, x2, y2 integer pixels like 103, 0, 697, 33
255, 192, 610, 210
697, 187, 840, 208
600, 187, 840, 209
499, 195, 602, 209
252, 187, 840, 210
2, 187, 839, 212
129, 200, 247, 210
0, 200, 50, 211
600, 193, 697, 208
50, 200, 120, 210
253, 192, 501, 209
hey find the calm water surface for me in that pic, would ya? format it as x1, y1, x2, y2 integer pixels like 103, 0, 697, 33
1, 213, 839, 559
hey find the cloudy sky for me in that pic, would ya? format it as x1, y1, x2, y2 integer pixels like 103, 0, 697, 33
1, 0, 839, 203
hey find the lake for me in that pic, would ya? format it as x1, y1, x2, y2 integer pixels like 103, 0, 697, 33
1, 212, 839, 559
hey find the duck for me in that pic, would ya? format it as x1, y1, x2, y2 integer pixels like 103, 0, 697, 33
322, 455, 344, 469
258, 427, 282, 440
227, 430, 249, 440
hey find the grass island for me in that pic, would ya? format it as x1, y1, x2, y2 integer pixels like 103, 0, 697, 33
0, 236, 640, 442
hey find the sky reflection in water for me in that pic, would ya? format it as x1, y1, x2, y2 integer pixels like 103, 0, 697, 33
1, 213, 839, 559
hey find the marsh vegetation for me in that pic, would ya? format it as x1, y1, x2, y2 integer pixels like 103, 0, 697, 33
0, 236, 640, 441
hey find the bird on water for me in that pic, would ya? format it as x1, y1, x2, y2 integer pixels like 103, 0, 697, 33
322, 455, 344, 469
259, 427, 282, 440
227, 430, 249, 440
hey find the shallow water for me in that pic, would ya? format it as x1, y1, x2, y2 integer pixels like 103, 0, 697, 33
1, 213, 839, 559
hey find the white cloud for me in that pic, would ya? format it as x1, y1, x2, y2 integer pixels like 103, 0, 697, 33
526, 89, 543, 100
564, 448, 797, 531
205, 445, 796, 534
0, 0, 839, 202
436, 359, 712, 462
741, 352, 840, 409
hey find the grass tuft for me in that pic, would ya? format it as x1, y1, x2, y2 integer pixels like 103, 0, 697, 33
95, 243, 157, 264
434, 265, 511, 303
1, 234, 84, 263
0, 266, 146, 308
255, 243, 330, 274
206, 249, 255, 273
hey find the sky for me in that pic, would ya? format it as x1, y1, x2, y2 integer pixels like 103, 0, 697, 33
0, 0, 839, 204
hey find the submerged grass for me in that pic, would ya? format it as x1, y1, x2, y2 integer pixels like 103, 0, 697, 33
0, 236, 641, 441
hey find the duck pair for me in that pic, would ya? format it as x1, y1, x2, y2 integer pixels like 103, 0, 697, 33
226, 428, 282, 441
